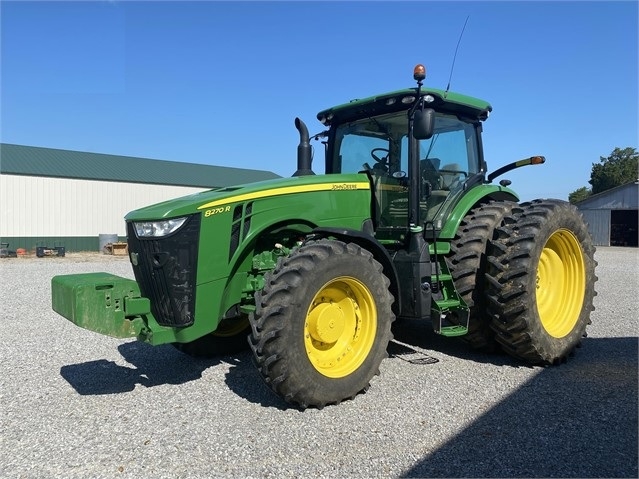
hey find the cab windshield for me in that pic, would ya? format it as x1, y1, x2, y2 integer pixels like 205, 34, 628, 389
332, 111, 480, 179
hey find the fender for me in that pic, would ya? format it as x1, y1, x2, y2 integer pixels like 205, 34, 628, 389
308, 226, 402, 315
439, 184, 519, 238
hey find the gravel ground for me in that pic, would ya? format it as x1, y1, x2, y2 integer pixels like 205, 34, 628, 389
1, 248, 637, 478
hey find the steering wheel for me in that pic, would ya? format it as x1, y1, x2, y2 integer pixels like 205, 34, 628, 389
438, 169, 468, 177
371, 148, 390, 166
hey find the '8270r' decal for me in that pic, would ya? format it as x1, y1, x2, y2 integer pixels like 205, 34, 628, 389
204, 206, 232, 217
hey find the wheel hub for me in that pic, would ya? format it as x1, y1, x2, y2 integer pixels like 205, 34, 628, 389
304, 277, 377, 378
307, 302, 346, 344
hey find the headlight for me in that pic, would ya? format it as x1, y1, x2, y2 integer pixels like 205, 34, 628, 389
134, 217, 188, 238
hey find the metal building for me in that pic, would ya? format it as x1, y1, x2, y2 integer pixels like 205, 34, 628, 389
576, 181, 639, 247
0, 143, 280, 252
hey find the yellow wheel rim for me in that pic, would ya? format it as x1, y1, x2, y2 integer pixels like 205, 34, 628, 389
304, 276, 377, 378
536, 229, 586, 338
212, 316, 249, 337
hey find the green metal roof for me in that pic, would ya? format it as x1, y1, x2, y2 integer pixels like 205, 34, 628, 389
0, 143, 280, 188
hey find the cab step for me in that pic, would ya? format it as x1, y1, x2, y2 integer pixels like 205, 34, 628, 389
438, 325, 469, 337
430, 259, 469, 337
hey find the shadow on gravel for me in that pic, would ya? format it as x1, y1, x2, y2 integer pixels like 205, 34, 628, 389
223, 352, 294, 411
60, 341, 222, 395
400, 336, 638, 478
60, 340, 294, 409
390, 318, 522, 367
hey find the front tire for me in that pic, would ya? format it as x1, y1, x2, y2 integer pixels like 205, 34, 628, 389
249, 239, 395, 409
486, 200, 597, 364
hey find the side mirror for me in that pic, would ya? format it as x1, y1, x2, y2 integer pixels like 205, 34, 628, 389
413, 108, 435, 140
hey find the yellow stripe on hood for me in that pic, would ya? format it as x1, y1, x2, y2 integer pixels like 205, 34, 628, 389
198, 182, 370, 210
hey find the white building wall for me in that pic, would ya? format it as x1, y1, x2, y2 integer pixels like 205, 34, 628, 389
0, 174, 208, 237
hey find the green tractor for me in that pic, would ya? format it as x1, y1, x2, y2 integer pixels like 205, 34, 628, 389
52, 64, 597, 409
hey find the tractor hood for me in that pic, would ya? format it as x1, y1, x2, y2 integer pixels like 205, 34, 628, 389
124, 173, 371, 221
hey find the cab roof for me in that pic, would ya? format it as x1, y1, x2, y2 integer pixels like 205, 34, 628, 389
316, 87, 492, 126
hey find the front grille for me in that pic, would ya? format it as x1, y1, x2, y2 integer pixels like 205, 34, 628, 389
126, 214, 200, 327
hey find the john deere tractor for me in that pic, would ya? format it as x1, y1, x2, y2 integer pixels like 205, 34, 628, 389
52, 64, 597, 409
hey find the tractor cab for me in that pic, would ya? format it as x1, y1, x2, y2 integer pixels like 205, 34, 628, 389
318, 65, 491, 242
328, 110, 480, 235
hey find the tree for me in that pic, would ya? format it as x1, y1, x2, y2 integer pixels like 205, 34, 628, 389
569, 186, 591, 204
568, 147, 638, 203
589, 147, 638, 194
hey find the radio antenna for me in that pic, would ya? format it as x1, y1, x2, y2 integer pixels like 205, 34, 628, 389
445, 15, 469, 97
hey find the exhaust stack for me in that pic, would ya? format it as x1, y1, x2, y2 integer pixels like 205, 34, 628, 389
292, 117, 314, 176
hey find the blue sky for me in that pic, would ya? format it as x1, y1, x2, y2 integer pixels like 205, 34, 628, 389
1, 0, 637, 201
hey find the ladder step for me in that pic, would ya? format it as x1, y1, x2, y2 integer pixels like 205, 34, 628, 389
434, 299, 460, 310
432, 274, 452, 282
438, 325, 469, 337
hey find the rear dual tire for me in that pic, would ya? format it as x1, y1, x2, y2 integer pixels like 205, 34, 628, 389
486, 199, 597, 364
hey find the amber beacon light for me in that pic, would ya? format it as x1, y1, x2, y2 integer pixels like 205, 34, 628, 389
413, 64, 426, 82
